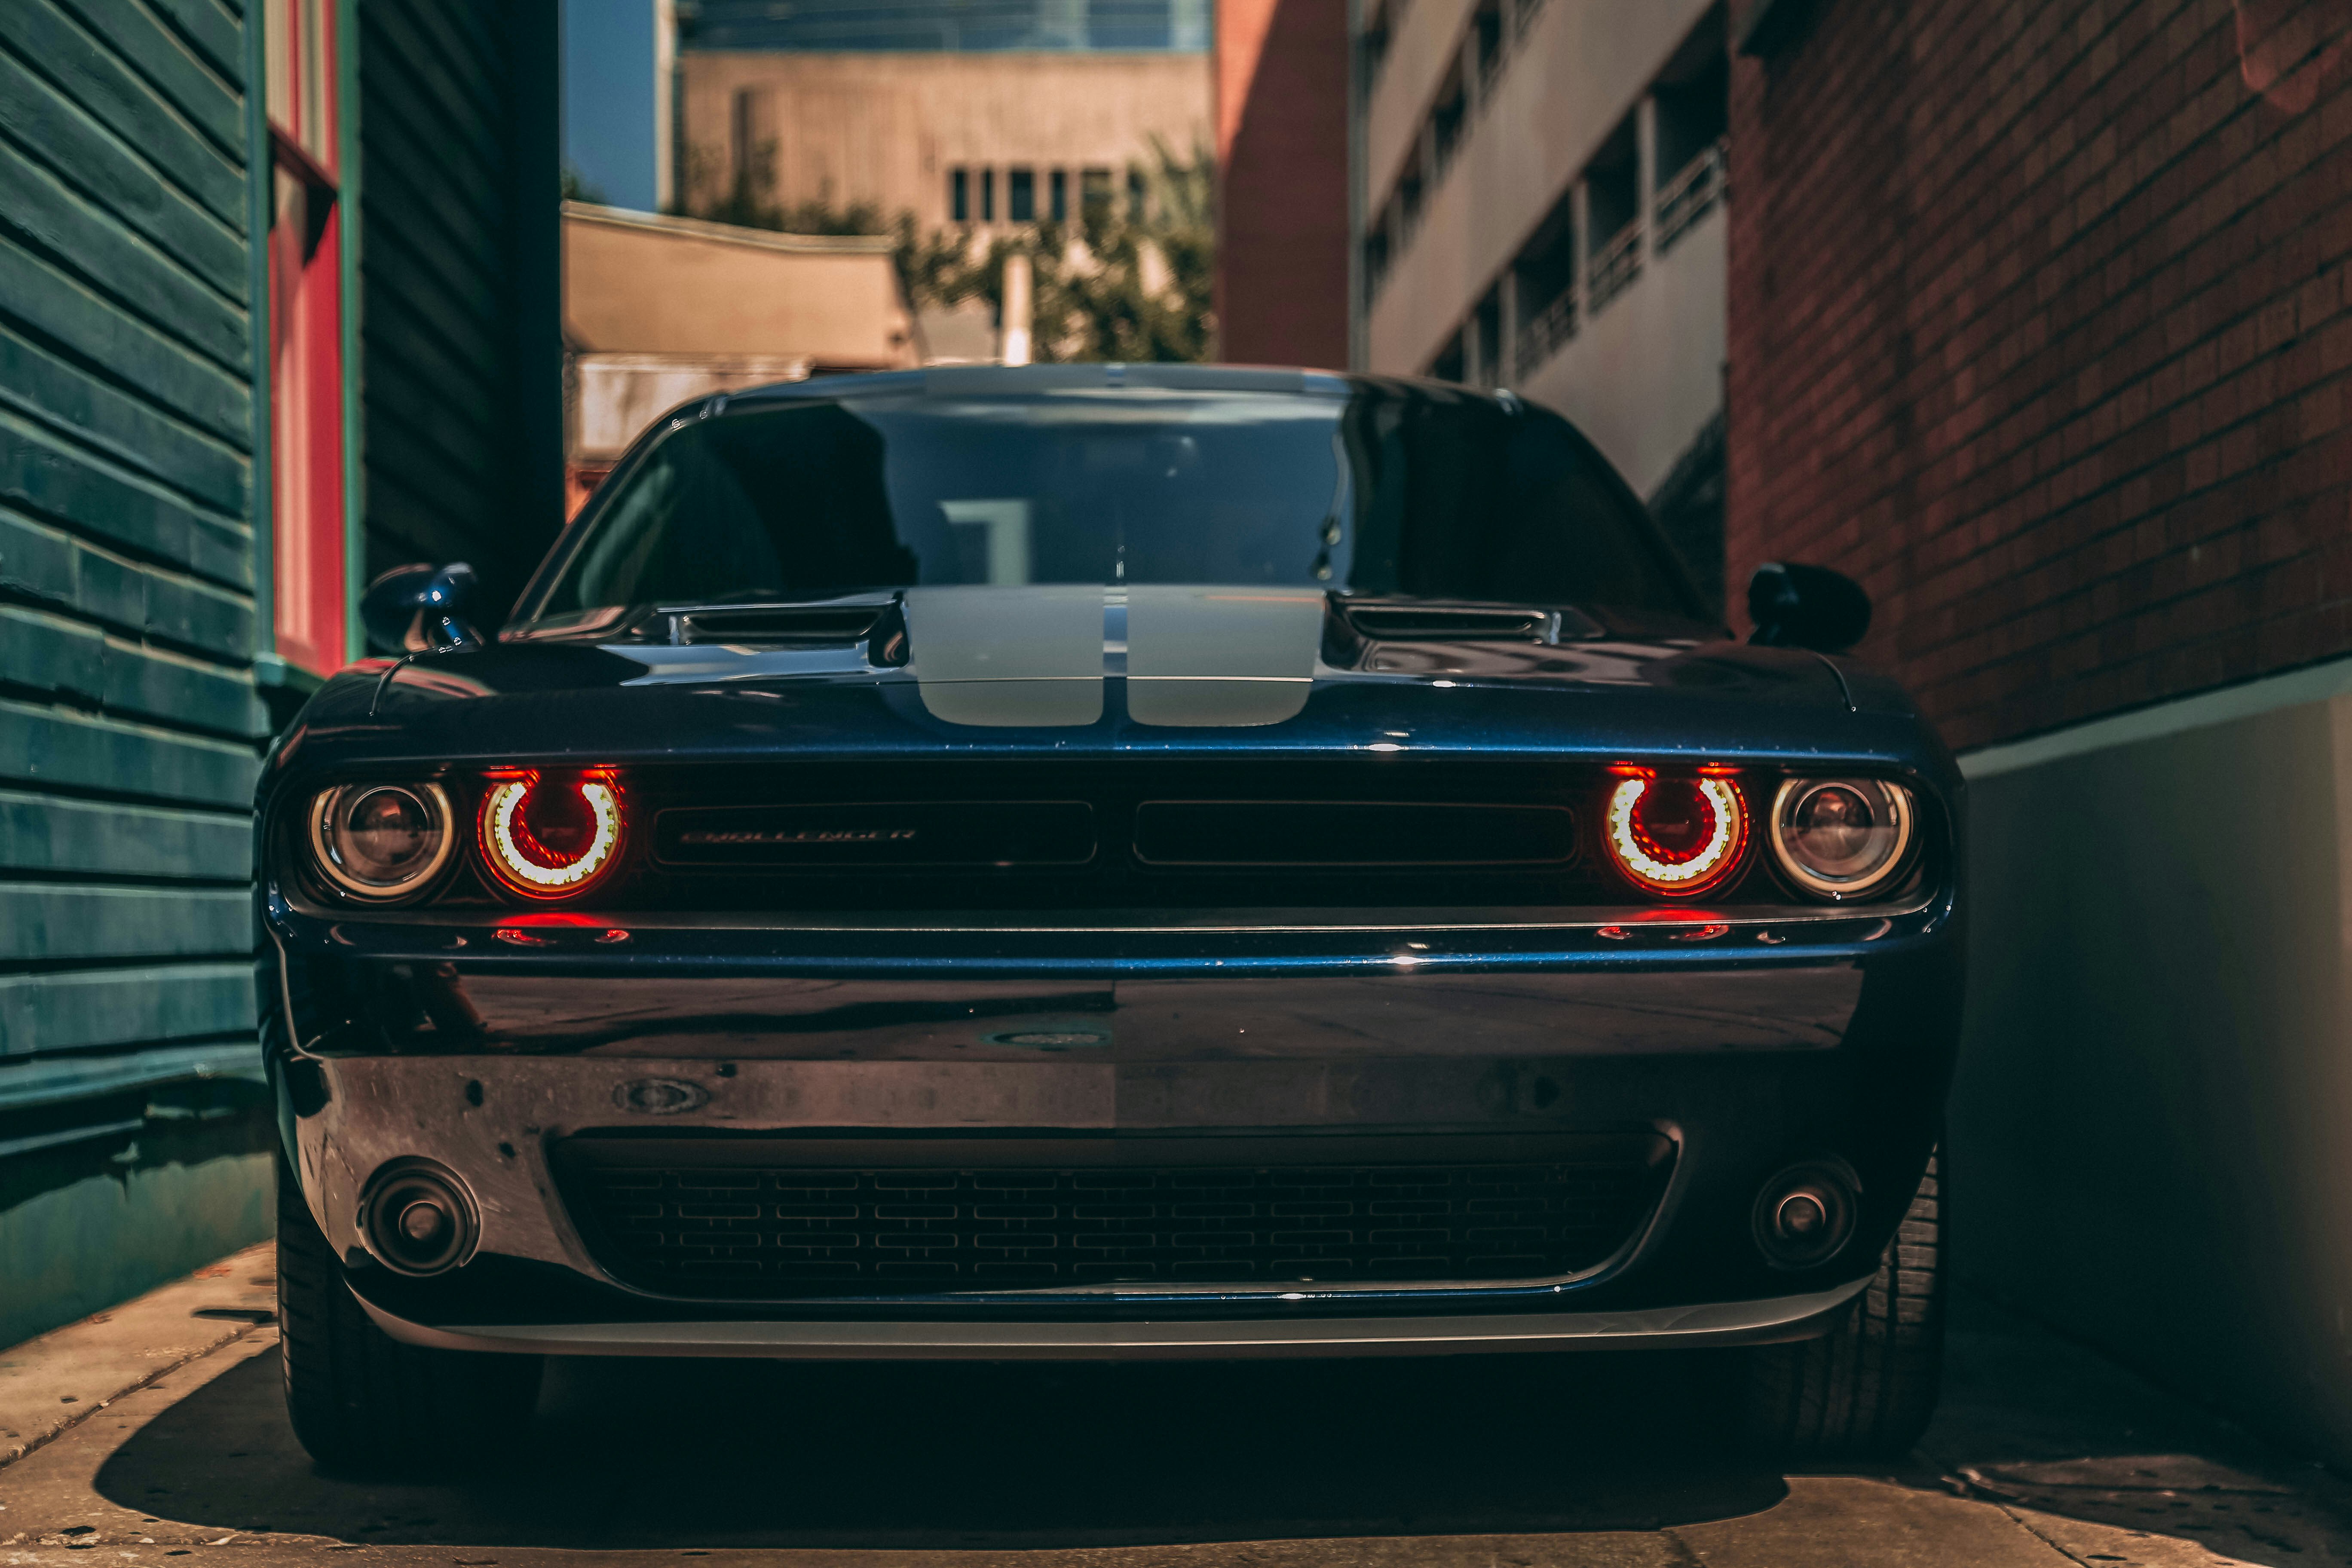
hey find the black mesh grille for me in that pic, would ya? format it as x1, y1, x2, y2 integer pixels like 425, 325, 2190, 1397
559, 1151, 1660, 1298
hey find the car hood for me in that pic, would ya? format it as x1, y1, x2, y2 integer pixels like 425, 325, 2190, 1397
275, 586, 1939, 780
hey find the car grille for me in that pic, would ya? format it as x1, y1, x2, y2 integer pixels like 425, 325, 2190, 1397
599, 758, 1642, 913
555, 1138, 1664, 1298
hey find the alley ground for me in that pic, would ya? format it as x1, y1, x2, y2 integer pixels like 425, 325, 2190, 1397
2, 1248, 2348, 1566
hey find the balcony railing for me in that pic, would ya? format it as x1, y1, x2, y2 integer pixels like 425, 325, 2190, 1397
1515, 285, 1579, 374
1586, 224, 1642, 315
1656, 138, 1728, 253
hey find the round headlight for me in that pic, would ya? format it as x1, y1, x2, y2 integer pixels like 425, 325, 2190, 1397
309, 783, 456, 900
478, 772, 625, 897
1768, 777, 1914, 899
1603, 775, 1749, 897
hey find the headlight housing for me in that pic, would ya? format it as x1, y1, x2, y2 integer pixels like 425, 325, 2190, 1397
309, 783, 457, 901
1767, 777, 1914, 900
1603, 774, 1750, 897
478, 770, 625, 898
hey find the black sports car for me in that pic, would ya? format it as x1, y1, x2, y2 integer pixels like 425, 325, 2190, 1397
260, 366, 1959, 1470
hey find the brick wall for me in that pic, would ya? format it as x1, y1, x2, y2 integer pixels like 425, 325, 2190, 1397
1726, 0, 2352, 750
1213, 0, 1350, 368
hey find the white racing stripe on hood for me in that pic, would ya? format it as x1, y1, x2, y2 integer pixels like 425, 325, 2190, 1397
904, 585, 1104, 727
1125, 585, 1326, 727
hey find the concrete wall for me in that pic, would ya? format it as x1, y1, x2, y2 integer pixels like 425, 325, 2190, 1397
677, 50, 1211, 229
562, 204, 916, 363
1952, 655, 2352, 1467
1519, 202, 1724, 499
1359, 0, 1715, 374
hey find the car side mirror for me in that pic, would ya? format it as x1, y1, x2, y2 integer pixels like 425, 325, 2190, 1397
1746, 562, 1870, 653
361, 563, 484, 654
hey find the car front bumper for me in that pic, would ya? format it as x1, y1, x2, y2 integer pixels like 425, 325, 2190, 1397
269, 899, 1959, 1357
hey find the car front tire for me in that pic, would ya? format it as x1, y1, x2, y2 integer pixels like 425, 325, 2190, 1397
276, 1153, 542, 1474
1736, 1148, 1944, 1460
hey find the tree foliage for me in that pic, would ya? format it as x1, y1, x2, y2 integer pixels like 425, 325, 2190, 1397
677, 135, 1216, 362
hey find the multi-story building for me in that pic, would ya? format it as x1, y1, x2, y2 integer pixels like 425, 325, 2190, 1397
1351, 0, 1730, 606
675, 0, 1212, 236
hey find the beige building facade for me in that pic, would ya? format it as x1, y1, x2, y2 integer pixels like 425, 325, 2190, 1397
560, 202, 920, 512
678, 50, 1212, 231
1353, 0, 1729, 598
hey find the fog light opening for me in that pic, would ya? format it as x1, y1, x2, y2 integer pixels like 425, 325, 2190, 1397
360, 1160, 481, 1277
1752, 1159, 1859, 1270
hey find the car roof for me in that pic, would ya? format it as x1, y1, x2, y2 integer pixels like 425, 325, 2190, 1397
724, 363, 1501, 407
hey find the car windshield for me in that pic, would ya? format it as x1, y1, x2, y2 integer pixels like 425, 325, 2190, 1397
523, 382, 1702, 624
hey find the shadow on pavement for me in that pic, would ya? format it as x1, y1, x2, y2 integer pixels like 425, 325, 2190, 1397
1915, 1288, 2352, 1567
93, 1344, 1784, 1550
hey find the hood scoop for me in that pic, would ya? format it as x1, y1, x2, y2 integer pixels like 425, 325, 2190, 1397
1344, 604, 1559, 642
665, 600, 896, 649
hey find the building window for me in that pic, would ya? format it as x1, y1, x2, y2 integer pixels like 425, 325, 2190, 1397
1584, 113, 1642, 315
1081, 167, 1114, 213
264, 0, 346, 675
1510, 187, 1578, 371
981, 167, 995, 222
729, 89, 774, 192
950, 166, 969, 221
1050, 168, 1067, 220
1009, 166, 1035, 222
1127, 169, 1147, 219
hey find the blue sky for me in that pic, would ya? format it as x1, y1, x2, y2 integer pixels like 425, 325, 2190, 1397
564, 0, 658, 211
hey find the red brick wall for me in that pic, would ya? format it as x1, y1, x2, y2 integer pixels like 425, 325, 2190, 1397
1214, 0, 1350, 368
1726, 0, 2352, 750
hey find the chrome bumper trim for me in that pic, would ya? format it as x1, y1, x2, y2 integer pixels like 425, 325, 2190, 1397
355, 1276, 1867, 1360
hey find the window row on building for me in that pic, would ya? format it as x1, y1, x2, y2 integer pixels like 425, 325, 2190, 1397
947, 164, 1146, 224
1358, 0, 1550, 304
1415, 6, 1729, 387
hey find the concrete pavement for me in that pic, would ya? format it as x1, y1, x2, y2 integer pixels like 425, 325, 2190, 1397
0, 1250, 2346, 1565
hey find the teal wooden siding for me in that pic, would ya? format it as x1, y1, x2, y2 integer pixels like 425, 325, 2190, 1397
0, 0, 558, 1343
356, 0, 562, 622
0, 0, 267, 1067
0, 0, 273, 1335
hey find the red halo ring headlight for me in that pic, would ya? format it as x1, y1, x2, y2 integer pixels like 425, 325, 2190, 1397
1603, 775, 1749, 897
478, 771, 625, 898
1767, 777, 1914, 900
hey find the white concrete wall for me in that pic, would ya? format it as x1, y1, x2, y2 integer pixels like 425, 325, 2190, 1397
1518, 202, 1723, 497
1354, 0, 1722, 495
1950, 655, 2352, 1468
1360, 0, 1715, 376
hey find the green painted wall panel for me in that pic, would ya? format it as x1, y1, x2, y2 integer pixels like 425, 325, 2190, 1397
0, 239, 248, 447
0, 963, 254, 1056
0, 46, 245, 297
357, 0, 562, 618
3, 0, 246, 228
0, 788, 249, 879
0, 325, 248, 513
0, 1042, 263, 1112
0, 0, 279, 1352
51, 0, 246, 158
0, 508, 256, 661
136, 0, 245, 87
0, 698, 260, 808
0, 1107, 273, 1349
0, 418, 251, 588
71, 549, 254, 659
0, 607, 264, 738
0, 882, 252, 961
0, 142, 248, 372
